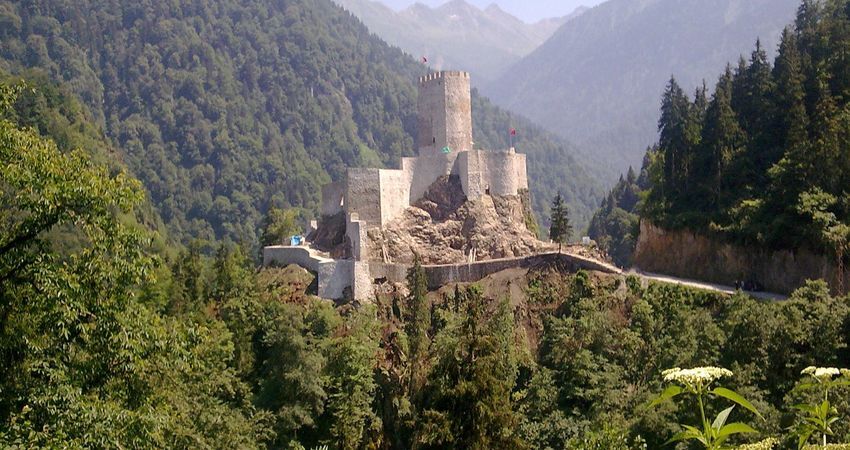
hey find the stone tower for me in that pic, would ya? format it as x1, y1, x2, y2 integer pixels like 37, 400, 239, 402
416, 71, 473, 156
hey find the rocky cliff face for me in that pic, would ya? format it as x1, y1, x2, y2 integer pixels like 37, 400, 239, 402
368, 175, 546, 264
634, 221, 849, 295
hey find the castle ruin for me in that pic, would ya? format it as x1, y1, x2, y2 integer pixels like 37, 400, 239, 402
264, 70, 532, 300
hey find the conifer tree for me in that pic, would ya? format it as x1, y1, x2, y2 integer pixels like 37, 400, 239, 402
549, 192, 572, 253
406, 255, 430, 395
698, 66, 745, 210
659, 77, 693, 199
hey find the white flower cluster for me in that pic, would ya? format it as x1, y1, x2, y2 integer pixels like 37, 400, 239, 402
801, 444, 850, 450
662, 367, 733, 388
737, 438, 778, 450
801, 366, 843, 380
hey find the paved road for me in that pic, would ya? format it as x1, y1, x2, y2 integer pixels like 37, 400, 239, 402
626, 268, 788, 301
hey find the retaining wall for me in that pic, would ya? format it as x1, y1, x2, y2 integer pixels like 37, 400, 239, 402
634, 221, 850, 295
371, 252, 619, 289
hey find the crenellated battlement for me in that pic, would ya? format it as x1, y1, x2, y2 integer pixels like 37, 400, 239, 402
418, 70, 470, 84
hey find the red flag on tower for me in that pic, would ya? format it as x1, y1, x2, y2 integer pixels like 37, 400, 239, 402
510, 128, 517, 136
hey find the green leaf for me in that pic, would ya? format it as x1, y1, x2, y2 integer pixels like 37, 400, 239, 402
648, 385, 683, 409
716, 422, 758, 439
664, 427, 705, 447
712, 405, 735, 431
711, 387, 763, 420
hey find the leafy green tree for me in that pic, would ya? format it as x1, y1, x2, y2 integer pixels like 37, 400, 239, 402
324, 309, 381, 450
261, 207, 303, 247
0, 81, 267, 448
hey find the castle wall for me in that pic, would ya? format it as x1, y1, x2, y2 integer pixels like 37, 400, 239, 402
346, 213, 369, 260
321, 181, 345, 216
402, 152, 459, 203
345, 168, 383, 228
378, 169, 411, 225
457, 149, 528, 200
417, 71, 472, 157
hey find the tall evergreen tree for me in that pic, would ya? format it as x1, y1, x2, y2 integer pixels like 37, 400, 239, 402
698, 66, 745, 211
406, 256, 430, 396
658, 77, 693, 200
549, 192, 573, 253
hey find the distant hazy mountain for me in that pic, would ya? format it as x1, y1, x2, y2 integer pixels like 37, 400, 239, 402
485, 0, 800, 179
334, 0, 584, 81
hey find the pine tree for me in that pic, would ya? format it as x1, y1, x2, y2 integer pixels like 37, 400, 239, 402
698, 66, 745, 211
549, 192, 572, 253
658, 77, 693, 200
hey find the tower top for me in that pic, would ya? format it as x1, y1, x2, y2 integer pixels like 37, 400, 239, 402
418, 71, 470, 85
416, 71, 473, 155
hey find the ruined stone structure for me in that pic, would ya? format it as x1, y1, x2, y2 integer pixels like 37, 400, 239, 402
319, 71, 528, 230
264, 70, 530, 301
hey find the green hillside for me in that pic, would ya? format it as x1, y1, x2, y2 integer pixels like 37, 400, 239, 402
644, 0, 850, 254
0, 0, 601, 243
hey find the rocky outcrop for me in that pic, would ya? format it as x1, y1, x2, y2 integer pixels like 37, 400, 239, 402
368, 175, 545, 265
634, 221, 849, 295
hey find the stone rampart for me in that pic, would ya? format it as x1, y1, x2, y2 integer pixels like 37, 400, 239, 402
346, 213, 369, 260
378, 169, 411, 225
321, 181, 345, 216
457, 149, 528, 200
345, 168, 382, 227
402, 152, 458, 203
370, 253, 620, 289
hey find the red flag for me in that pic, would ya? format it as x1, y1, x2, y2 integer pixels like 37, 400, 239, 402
510, 128, 517, 136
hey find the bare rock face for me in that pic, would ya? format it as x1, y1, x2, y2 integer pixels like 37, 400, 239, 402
368, 175, 545, 265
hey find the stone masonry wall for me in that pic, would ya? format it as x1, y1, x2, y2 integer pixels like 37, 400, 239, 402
417, 71, 472, 157
346, 213, 369, 260
378, 169, 411, 225
321, 181, 345, 216
402, 153, 458, 204
457, 149, 528, 200
345, 168, 382, 227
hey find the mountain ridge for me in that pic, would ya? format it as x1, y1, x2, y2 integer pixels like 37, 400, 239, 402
333, 0, 578, 81
485, 0, 800, 180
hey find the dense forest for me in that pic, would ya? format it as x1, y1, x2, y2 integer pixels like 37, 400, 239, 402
590, 0, 850, 268
4, 0, 850, 448
0, 0, 601, 243
586, 162, 647, 267
3, 81, 848, 446
645, 0, 850, 254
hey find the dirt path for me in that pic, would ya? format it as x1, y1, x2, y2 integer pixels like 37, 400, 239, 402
626, 268, 788, 301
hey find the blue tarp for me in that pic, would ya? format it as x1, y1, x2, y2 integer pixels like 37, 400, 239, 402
290, 235, 303, 246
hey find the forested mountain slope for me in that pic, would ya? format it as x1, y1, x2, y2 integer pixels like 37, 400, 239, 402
590, 0, 850, 272
644, 0, 850, 254
485, 0, 799, 179
0, 0, 601, 243
332, 0, 574, 82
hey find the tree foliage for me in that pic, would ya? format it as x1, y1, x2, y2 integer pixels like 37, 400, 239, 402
642, 1, 850, 259
0, 0, 602, 243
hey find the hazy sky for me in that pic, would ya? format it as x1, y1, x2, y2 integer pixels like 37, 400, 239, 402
377, 0, 606, 23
